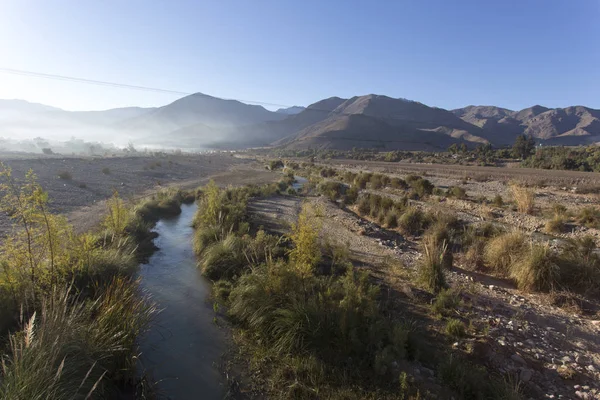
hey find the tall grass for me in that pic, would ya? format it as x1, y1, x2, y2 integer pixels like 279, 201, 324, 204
0, 278, 154, 399
418, 235, 447, 293
510, 184, 535, 214
483, 231, 528, 275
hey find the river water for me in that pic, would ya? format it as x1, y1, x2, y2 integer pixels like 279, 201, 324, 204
138, 203, 226, 399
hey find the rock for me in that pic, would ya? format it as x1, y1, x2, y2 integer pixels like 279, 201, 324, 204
586, 365, 596, 372
561, 355, 573, 364
512, 354, 527, 365
520, 368, 533, 382
576, 355, 591, 364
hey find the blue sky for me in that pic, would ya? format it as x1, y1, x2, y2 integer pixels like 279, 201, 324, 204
0, 0, 598, 111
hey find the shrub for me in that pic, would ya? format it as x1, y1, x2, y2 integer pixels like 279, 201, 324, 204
510, 243, 559, 292
78, 183, 87, 189
390, 177, 408, 189
398, 207, 429, 236
445, 318, 466, 338
551, 203, 567, 217
423, 221, 454, 269
545, 215, 566, 234
484, 231, 528, 274
419, 235, 447, 293
556, 236, 600, 295
268, 160, 284, 170
432, 289, 460, 316
0, 279, 154, 399
384, 209, 398, 228
200, 234, 246, 280
407, 177, 434, 198
577, 206, 600, 229
318, 181, 346, 201
510, 184, 535, 214
492, 194, 504, 207
463, 239, 486, 270
57, 170, 72, 180
289, 204, 321, 277
343, 185, 359, 205
101, 167, 110, 175
447, 186, 467, 199
357, 196, 371, 215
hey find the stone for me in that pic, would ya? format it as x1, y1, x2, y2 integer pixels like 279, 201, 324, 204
520, 368, 533, 382
512, 354, 527, 365
586, 365, 596, 372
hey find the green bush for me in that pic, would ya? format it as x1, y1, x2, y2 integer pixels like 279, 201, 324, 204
510, 243, 559, 292
57, 170, 72, 180
0, 278, 154, 399
492, 194, 504, 207
101, 167, 110, 175
407, 177, 434, 198
384, 209, 399, 228
577, 206, 600, 228
447, 186, 466, 199
419, 236, 447, 293
483, 231, 528, 274
445, 318, 466, 338
200, 234, 246, 280
398, 207, 429, 236
432, 289, 460, 316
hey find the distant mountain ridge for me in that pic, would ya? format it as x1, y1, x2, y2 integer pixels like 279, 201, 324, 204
1, 93, 599, 152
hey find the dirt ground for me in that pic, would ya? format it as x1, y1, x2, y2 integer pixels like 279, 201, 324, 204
0, 154, 279, 234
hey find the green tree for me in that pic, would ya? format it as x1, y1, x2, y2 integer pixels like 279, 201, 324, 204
447, 143, 458, 154
512, 134, 535, 159
289, 203, 322, 278
103, 191, 131, 236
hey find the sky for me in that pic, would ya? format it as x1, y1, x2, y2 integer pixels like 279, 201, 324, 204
0, 0, 598, 112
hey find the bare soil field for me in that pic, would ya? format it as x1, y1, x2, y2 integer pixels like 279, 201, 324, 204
0, 153, 279, 234
317, 159, 600, 186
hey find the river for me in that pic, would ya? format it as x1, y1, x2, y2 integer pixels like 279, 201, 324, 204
138, 203, 226, 399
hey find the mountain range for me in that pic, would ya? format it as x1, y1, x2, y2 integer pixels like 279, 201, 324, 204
1, 93, 599, 153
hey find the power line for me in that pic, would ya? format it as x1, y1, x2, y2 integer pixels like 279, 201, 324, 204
0, 67, 291, 108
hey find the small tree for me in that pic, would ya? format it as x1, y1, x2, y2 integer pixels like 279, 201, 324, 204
289, 203, 322, 278
103, 191, 131, 236
512, 134, 535, 159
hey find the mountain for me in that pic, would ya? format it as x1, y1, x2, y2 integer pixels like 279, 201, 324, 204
121, 92, 286, 135
269, 94, 488, 150
452, 105, 600, 145
2, 93, 600, 153
0, 99, 60, 120
276, 106, 305, 115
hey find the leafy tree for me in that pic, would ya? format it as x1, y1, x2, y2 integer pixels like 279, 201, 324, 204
289, 203, 322, 278
103, 191, 131, 236
0, 163, 71, 298
447, 143, 458, 154
512, 134, 535, 159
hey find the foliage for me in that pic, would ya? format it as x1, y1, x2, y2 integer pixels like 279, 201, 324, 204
512, 134, 535, 159
57, 170, 72, 180
418, 235, 447, 293
577, 206, 600, 229
483, 231, 528, 275
510, 184, 535, 214
510, 243, 559, 292
0, 279, 154, 399
289, 203, 322, 277
445, 319, 466, 338
102, 191, 131, 236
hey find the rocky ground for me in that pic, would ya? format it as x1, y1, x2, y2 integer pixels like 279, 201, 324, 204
248, 162, 600, 399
